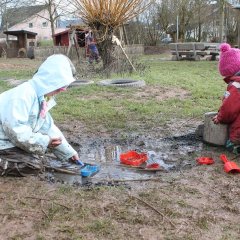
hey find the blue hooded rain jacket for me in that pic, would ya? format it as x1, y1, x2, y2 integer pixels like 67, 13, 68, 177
0, 54, 77, 161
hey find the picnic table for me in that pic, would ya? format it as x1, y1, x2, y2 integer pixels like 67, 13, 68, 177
169, 42, 220, 61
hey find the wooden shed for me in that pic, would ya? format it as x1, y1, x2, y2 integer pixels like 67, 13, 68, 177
54, 27, 86, 47
3, 30, 37, 58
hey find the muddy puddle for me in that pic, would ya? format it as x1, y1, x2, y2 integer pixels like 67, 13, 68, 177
43, 132, 224, 186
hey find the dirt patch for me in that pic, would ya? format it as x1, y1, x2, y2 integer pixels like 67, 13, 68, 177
0, 58, 41, 71
1, 119, 240, 239
77, 85, 190, 102
0, 63, 33, 70
134, 85, 190, 101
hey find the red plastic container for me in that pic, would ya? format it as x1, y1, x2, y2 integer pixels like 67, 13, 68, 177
196, 157, 214, 165
120, 150, 148, 166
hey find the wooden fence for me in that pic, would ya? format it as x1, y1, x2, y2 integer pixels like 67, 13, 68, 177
34, 44, 144, 61
34, 46, 86, 61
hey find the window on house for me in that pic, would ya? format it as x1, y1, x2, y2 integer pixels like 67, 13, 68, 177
42, 22, 48, 28
29, 23, 33, 28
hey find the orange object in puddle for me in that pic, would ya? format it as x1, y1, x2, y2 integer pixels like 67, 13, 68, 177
220, 154, 240, 173
120, 150, 148, 166
196, 157, 214, 165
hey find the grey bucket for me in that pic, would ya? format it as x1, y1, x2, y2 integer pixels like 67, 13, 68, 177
203, 112, 228, 146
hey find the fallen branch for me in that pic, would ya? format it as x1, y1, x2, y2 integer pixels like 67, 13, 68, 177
44, 165, 79, 175
129, 194, 176, 228
40, 199, 49, 219
99, 177, 163, 183
117, 164, 164, 172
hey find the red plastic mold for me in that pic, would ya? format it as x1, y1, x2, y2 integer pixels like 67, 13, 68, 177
120, 150, 148, 166
196, 157, 214, 165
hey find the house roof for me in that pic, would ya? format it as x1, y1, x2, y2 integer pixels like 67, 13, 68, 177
54, 27, 86, 37
54, 29, 70, 37
4, 30, 37, 37
1, 5, 47, 30
58, 19, 84, 28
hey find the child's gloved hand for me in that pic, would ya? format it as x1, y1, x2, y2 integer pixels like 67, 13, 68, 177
69, 154, 84, 166
212, 115, 220, 124
75, 159, 85, 166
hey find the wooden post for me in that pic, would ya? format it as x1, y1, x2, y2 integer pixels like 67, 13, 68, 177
67, 29, 76, 57
73, 36, 80, 61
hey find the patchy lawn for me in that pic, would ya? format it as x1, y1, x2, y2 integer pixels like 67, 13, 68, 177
0, 56, 239, 240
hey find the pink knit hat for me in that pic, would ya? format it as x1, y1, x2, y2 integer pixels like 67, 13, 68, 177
218, 43, 240, 77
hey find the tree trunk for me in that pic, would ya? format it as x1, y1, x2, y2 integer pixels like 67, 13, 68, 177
219, 0, 225, 42
95, 26, 114, 69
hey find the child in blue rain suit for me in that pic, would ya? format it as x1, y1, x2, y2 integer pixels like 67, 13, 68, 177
0, 54, 80, 176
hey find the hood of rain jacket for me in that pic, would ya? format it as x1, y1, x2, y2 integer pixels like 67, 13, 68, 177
29, 54, 76, 97
0, 54, 77, 160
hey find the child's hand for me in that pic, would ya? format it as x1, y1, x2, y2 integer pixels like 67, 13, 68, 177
48, 137, 62, 148
70, 154, 80, 161
69, 154, 85, 166
212, 115, 220, 124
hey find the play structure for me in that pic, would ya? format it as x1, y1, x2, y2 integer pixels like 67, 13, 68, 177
3, 30, 37, 58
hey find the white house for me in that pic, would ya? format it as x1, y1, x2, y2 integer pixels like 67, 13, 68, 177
1, 5, 65, 41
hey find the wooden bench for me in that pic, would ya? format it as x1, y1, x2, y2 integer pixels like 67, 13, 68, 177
204, 44, 220, 60
169, 42, 214, 61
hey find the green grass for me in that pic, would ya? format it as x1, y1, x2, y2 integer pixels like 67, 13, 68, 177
0, 58, 40, 82
0, 57, 225, 132
38, 40, 54, 47
53, 59, 224, 131
0, 69, 34, 80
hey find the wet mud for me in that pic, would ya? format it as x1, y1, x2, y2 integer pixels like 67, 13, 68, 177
42, 131, 225, 186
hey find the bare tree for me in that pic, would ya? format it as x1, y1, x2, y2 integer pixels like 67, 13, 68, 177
0, 0, 35, 31
35, 0, 67, 42
139, 2, 161, 45
156, 0, 212, 42
157, 0, 175, 38
156, 0, 194, 42
70, 0, 153, 69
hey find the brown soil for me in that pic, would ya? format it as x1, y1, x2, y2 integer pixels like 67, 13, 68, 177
0, 60, 39, 70
1, 117, 240, 240
77, 85, 190, 103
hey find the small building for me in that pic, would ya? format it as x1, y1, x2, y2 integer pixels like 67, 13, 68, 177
3, 30, 37, 58
54, 27, 86, 47
54, 29, 70, 46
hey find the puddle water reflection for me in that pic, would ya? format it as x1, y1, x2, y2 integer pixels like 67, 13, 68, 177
45, 132, 210, 185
